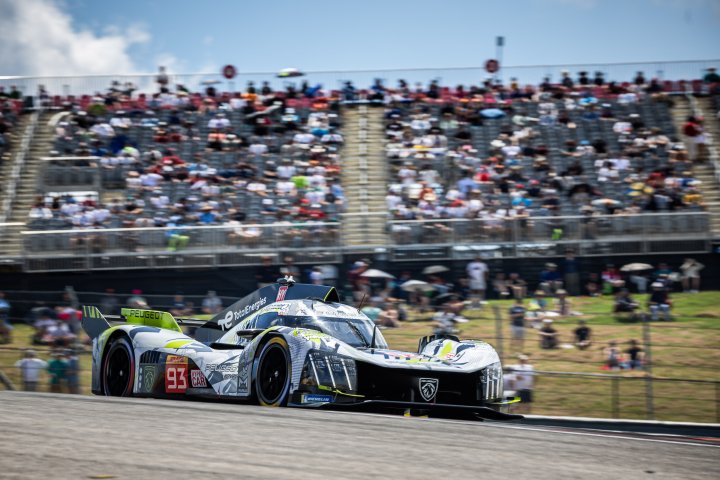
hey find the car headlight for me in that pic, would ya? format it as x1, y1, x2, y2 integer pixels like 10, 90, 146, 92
300, 350, 357, 395
481, 362, 503, 401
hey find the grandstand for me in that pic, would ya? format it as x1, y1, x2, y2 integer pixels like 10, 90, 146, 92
0, 61, 719, 291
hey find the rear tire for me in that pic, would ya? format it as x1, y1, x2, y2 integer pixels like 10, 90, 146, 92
255, 337, 291, 407
102, 337, 135, 397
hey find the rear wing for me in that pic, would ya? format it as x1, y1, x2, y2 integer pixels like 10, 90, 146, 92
81, 305, 211, 339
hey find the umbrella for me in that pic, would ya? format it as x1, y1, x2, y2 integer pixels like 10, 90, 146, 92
591, 198, 622, 207
400, 280, 435, 293
360, 269, 395, 279
480, 108, 506, 119
277, 67, 304, 78
422, 265, 449, 275
620, 263, 653, 272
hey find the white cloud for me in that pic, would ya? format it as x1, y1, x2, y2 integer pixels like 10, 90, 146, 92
0, 0, 149, 76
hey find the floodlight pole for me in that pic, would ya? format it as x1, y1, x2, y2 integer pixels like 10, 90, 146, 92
495, 36, 505, 85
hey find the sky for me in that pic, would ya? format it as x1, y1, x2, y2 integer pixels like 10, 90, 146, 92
0, 0, 719, 78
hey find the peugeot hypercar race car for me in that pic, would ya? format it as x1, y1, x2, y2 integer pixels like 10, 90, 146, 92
81, 278, 520, 420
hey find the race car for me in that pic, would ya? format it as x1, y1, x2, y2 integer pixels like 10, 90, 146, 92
81, 277, 520, 420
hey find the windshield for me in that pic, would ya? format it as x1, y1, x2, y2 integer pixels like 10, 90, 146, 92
232, 309, 387, 349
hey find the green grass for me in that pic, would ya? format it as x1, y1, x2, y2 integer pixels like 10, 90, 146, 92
381, 291, 720, 422
1, 292, 718, 422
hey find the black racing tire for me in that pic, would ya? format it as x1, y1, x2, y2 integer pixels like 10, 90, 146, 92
255, 337, 291, 407
102, 336, 135, 397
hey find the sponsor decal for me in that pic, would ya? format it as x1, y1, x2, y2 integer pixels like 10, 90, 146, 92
237, 361, 250, 394
139, 365, 157, 393
301, 394, 333, 404
218, 297, 268, 330
207, 363, 238, 373
127, 309, 162, 320
165, 355, 188, 393
419, 378, 439, 402
190, 369, 207, 388
276, 285, 288, 302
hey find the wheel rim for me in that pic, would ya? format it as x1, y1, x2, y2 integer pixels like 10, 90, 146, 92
258, 344, 288, 405
105, 345, 131, 396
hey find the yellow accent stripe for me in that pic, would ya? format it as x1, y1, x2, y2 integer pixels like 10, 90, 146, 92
490, 396, 522, 405
164, 339, 193, 349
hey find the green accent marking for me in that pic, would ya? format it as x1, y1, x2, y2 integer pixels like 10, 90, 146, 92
440, 341, 454, 357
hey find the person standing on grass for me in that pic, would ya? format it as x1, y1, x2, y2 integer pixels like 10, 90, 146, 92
15, 349, 47, 392
0, 291, 11, 344
680, 258, 704, 293
47, 350, 68, 393
561, 250, 581, 296
65, 348, 80, 394
506, 354, 535, 414
466, 256, 489, 308
509, 298, 527, 353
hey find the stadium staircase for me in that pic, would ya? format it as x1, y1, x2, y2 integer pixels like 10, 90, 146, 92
341, 105, 388, 246
671, 97, 720, 237
0, 111, 54, 258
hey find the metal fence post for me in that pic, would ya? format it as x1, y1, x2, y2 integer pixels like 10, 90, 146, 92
611, 376, 620, 418
642, 317, 655, 420
492, 304, 504, 365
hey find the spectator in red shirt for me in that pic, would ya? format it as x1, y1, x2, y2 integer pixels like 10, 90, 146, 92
682, 116, 707, 162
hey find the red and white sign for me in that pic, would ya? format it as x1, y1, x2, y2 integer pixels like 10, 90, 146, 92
485, 59, 500, 74
165, 355, 188, 393
190, 369, 207, 388
276, 285, 288, 302
222, 64, 237, 80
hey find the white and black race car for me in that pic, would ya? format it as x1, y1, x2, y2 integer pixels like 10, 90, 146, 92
81, 278, 519, 420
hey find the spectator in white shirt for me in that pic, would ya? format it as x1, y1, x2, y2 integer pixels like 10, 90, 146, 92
15, 350, 47, 391
248, 143, 268, 155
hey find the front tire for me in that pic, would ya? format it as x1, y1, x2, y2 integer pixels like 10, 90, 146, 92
102, 336, 135, 396
255, 337, 291, 407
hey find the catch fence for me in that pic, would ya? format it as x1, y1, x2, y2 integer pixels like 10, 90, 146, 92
1, 60, 718, 101
0, 346, 715, 422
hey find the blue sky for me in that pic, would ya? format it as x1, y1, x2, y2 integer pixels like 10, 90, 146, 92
1, 0, 719, 77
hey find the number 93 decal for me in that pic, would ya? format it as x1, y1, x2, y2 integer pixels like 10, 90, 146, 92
165, 355, 188, 393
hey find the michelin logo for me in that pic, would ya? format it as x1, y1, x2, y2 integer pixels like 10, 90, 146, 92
218, 298, 267, 330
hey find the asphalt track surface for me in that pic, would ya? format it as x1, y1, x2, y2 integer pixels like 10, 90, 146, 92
0, 392, 718, 480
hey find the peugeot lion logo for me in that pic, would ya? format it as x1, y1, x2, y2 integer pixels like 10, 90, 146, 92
419, 378, 439, 402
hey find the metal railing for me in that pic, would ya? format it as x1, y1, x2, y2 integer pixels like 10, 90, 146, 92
16, 211, 711, 271
21, 222, 342, 271
37, 157, 102, 192
0, 111, 39, 223
515, 370, 719, 422
1, 60, 718, 100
